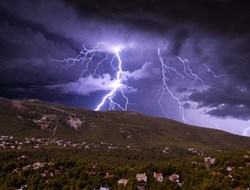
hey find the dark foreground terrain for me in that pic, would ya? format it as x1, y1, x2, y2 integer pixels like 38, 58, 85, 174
0, 97, 250, 189
0, 143, 249, 190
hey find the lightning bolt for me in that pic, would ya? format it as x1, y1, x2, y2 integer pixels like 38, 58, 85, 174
54, 43, 129, 112
177, 56, 225, 92
244, 125, 250, 137
58, 42, 105, 76
177, 56, 208, 88
157, 49, 225, 123
95, 47, 129, 111
54, 43, 225, 126
157, 48, 187, 123
203, 64, 227, 78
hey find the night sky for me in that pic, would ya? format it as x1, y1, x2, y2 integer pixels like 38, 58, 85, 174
1, 0, 250, 136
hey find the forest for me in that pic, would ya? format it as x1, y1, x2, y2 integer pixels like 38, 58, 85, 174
0, 146, 249, 190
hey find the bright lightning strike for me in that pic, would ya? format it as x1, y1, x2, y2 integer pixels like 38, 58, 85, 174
244, 125, 250, 137
54, 42, 225, 126
57, 42, 105, 76
157, 49, 225, 123
177, 56, 225, 93
95, 46, 129, 111
54, 43, 129, 112
203, 64, 227, 78
157, 48, 187, 123
177, 56, 208, 88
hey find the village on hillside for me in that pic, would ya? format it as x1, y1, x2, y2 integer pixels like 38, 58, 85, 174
0, 135, 250, 190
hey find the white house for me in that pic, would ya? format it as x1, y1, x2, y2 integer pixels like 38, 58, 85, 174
118, 179, 128, 186
136, 173, 147, 182
204, 157, 216, 165
169, 174, 180, 183
154, 172, 163, 182
100, 187, 109, 190
226, 166, 233, 172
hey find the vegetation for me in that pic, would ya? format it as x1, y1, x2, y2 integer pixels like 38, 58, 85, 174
0, 97, 250, 189
0, 97, 250, 151
0, 148, 249, 189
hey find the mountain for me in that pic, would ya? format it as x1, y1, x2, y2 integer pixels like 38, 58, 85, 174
0, 97, 249, 150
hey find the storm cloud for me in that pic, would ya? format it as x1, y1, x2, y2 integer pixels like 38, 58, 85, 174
1, 0, 250, 134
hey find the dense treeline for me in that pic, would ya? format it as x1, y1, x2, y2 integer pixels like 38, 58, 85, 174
0, 148, 249, 190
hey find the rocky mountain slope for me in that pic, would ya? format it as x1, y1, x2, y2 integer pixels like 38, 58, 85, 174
0, 97, 249, 150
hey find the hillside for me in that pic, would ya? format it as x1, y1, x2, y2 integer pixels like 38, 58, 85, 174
0, 97, 249, 150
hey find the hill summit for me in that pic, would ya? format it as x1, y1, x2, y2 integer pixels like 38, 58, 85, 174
0, 97, 249, 150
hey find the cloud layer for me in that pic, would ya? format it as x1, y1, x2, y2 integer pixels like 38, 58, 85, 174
1, 0, 250, 134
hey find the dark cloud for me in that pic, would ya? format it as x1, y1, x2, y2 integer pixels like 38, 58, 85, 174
207, 105, 250, 120
1, 0, 250, 134
73, 0, 250, 35
0, 1, 81, 88
188, 87, 250, 120
176, 87, 188, 93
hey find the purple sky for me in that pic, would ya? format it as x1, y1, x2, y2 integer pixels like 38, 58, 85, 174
1, 0, 250, 136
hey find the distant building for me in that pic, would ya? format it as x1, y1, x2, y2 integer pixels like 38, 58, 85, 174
41, 170, 49, 178
245, 162, 250, 168
154, 172, 163, 182
118, 179, 128, 186
100, 187, 109, 190
169, 174, 180, 183
136, 173, 147, 182
137, 186, 145, 190
103, 172, 114, 179
204, 157, 216, 164
226, 166, 233, 172
87, 170, 96, 176
22, 165, 32, 171
204, 157, 216, 166
243, 155, 250, 159
33, 162, 46, 169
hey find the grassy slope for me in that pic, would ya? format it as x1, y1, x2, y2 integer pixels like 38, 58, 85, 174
0, 97, 249, 150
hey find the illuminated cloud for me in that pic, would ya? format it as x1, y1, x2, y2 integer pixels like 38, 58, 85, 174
1, 0, 250, 135
122, 62, 160, 80
46, 61, 159, 96
46, 74, 116, 96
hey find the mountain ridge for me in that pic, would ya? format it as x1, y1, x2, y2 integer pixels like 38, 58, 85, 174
0, 97, 249, 151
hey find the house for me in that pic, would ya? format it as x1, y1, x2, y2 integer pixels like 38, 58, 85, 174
41, 170, 50, 178
191, 161, 198, 166
154, 172, 163, 182
211, 171, 221, 176
17, 155, 28, 160
226, 166, 233, 172
12, 168, 22, 175
136, 173, 147, 182
22, 165, 32, 171
204, 157, 210, 163
103, 173, 114, 179
92, 163, 97, 169
169, 174, 180, 183
204, 157, 216, 168
86, 170, 96, 176
118, 179, 128, 186
210, 158, 216, 164
188, 147, 198, 154
137, 186, 145, 190
243, 155, 250, 159
100, 187, 109, 190
54, 169, 61, 175
47, 162, 54, 166
204, 157, 216, 165
33, 162, 46, 169
18, 184, 27, 190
